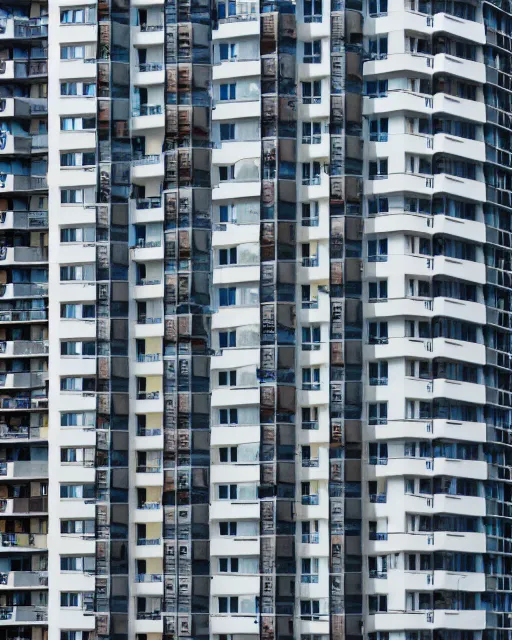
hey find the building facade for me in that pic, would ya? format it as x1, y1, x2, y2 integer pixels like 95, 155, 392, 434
0, 0, 510, 639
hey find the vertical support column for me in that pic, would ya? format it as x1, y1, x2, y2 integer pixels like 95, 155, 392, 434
162, 1, 212, 637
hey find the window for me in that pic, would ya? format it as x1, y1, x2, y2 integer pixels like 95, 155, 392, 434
368, 321, 388, 344
369, 402, 388, 425
218, 597, 238, 613
369, 361, 388, 385
219, 204, 236, 223
302, 122, 322, 144
302, 325, 321, 349
60, 484, 95, 499
60, 265, 95, 282
219, 165, 235, 181
219, 371, 236, 387
60, 303, 95, 319
60, 377, 95, 392
219, 247, 237, 265
369, 36, 388, 59
219, 408, 238, 425
60, 152, 96, 167
368, 239, 388, 261
219, 287, 236, 306
60, 593, 80, 607
218, 484, 237, 500
61, 412, 95, 427
366, 79, 388, 97
61, 189, 83, 204
219, 521, 237, 535
219, 43, 237, 61
61, 341, 96, 357
60, 8, 90, 23
219, 447, 238, 462
61, 632, 91, 640
302, 81, 321, 104
368, 594, 388, 613
303, 0, 322, 21
300, 600, 320, 620
61, 556, 95, 571
219, 330, 236, 348
60, 46, 85, 60
304, 40, 321, 63
369, 0, 388, 15
368, 280, 388, 300
61, 82, 96, 97
302, 367, 320, 390
220, 123, 235, 141
60, 117, 95, 131
369, 159, 388, 179
61, 227, 95, 243
369, 118, 388, 142
368, 197, 389, 214
219, 83, 236, 100
61, 520, 95, 535
219, 557, 239, 572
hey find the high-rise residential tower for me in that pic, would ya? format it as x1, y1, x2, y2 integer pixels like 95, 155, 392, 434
0, 0, 511, 639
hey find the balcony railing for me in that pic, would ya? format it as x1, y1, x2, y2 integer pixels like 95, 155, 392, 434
369, 532, 388, 540
133, 240, 161, 249
301, 533, 319, 543
302, 176, 321, 186
137, 315, 163, 325
137, 428, 162, 437
302, 342, 321, 351
136, 278, 161, 286
302, 421, 319, 430
132, 104, 163, 117
302, 256, 319, 267
301, 495, 319, 505
301, 217, 320, 227
136, 465, 162, 474
302, 458, 320, 468
136, 63, 163, 72
135, 197, 162, 210
369, 493, 387, 503
138, 501, 161, 510
140, 24, 164, 32
137, 612, 161, 620
135, 573, 163, 583
132, 154, 161, 166
137, 353, 162, 363
136, 391, 160, 400
301, 574, 319, 583
137, 538, 162, 546
302, 300, 319, 309
302, 382, 321, 391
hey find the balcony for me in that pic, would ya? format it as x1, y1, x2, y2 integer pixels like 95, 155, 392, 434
133, 279, 164, 301
0, 174, 47, 193
0, 533, 47, 550
0, 606, 47, 624
0, 461, 48, 479
132, 154, 164, 180
0, 571, 48, 588
0, 424, 46, 442
0, 210, 48, 230
0, 341, 48, 357
132, 104, 165, 131
131, 240, 164, 262
133, 63, 164, 86
132, 24, 164, 46
301, 533, 319, 543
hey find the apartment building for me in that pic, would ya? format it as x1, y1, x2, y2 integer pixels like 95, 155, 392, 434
0, 0, 510, 639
